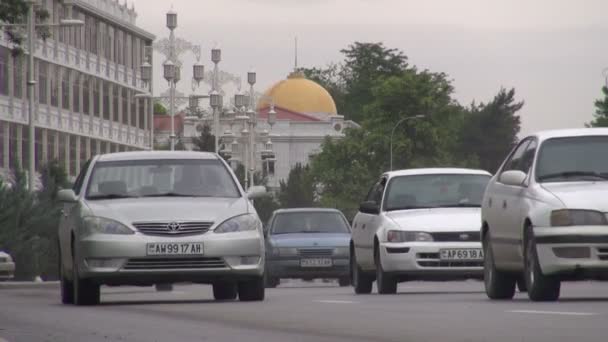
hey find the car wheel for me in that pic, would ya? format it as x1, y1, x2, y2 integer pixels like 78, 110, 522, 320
483, 233, 516, 300
338, 277, 351, 287
238, 277, 265, 301
351, 248, 373, 294
525, 227, 560, 302
155, 283, 174, 292
72, 248, 100, 306
59, 250, 74, 305
375, 247, 397, 294
213, 282, 238, 300
265, 275, 280, 288
516, 277, 527, 292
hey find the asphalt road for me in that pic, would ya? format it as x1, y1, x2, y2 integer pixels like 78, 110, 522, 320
1, 280, 608, 342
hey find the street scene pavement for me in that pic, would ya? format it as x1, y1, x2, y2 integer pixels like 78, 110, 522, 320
1, 281, 607, 342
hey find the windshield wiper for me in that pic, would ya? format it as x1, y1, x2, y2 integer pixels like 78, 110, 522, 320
87, 194, 136, 200
538, 171, 608, 182
386, 205, 437, 211
140, 192, 199, 198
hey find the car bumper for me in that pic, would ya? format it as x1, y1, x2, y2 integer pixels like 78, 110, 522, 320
0, 262, 15, 280
534, 226, 608, 277
266, 257, 349, 279
76, 231, 264, 285
379, 241, 483, 279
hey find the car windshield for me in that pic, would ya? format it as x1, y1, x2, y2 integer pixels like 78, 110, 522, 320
536, 136, 608, 182
271, 212, 350, 235
86, 159, 240, 200
384, 174, 490, 211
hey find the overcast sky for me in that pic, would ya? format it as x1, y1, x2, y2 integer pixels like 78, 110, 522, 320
132, 0, 608, 136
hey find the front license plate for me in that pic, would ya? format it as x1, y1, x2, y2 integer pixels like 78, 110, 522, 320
440, 249, 484, 261
300, 258, 333, 268
146, 242, 204, 256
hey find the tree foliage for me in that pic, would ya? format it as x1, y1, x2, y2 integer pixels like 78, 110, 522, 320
588, 86, 608, 127
153, 102, 168, 115
278, 163, 316, 209
191, 124, 215, 152
0, 0, 51, 51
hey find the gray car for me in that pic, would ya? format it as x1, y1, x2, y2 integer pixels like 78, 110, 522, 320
0, 251, 15, 281
265, 208, 351, 287
57, 151, 267, 305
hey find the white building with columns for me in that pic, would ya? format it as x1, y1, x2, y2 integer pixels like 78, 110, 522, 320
0, 0, 154, 182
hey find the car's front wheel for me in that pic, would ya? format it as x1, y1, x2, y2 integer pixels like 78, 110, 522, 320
484, 232, 516, 300
351, 248, 373, 294
375, 246, 397, 294
72, 248, 100, 306
525, 227, 560, 302
59, 249, 74, 305
238, 277, 265, 301
213, 282, 237, 300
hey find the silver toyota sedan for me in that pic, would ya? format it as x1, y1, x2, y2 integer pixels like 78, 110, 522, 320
58, 151, 267, 305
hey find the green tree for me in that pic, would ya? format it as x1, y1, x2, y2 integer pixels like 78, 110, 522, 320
0, 0, 51, 51
588, 86, 608, 127
457, 88, 523, 172
278, 163, 316, 208
191, 124, 215, 152
154, 102, 167, 115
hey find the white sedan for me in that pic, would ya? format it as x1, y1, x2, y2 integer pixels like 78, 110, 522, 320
0, 251, 15, 280
482, 128, 608, 301
350, 168, 491, 294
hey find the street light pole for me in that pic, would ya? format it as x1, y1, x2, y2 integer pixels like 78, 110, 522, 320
26, 0, 36, 192
389, 115, 425, 171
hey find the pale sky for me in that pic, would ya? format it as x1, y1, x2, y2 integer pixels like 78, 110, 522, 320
131, 0, 608, 136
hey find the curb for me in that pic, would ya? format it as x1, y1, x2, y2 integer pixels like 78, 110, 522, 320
0, 281, 59, 289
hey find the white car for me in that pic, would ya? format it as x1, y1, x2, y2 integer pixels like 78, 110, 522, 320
350, 168, 491, 294
482, 128, 608, 302
0, 251, 15, 280
58, 151, 267, 305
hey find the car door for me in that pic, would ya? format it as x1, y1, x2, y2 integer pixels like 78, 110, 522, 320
487, 139, 531, 270
59, 160, 91, 275
501, 139, 537, 269
352, 177, 386, 269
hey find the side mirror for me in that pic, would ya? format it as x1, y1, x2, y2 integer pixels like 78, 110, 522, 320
500, 170, 527, 187
57, 189, 78, 203
247, 185, 267, 199
359, 201, 380, 215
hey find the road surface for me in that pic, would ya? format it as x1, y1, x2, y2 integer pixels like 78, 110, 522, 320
1, 280, 607, 342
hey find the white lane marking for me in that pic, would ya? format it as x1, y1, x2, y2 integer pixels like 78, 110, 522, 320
314, 300, 358, 304
508, 310, 597, 316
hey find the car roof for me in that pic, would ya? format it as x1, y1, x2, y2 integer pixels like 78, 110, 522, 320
273, 208, 343, 214
96, 151, 219, 162
531, 128, 608, 142
384, 168, 491, 179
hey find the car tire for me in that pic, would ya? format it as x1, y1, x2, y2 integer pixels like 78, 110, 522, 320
72, 249, 100, 306
375, 247, 397, 295
525, 227, 560, 302
483, 233, 516, 300
265, 276, 280, 288
351, 248, 373, 294
59, 250, 74, 305
238, 277, 265, 301
213, 282, 237, 300
338, 277, 351, 287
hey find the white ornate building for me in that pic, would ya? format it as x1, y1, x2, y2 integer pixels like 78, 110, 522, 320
0, 0, 154, 182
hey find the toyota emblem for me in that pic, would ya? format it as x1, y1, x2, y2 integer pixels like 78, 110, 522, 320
167, 222, 181, 232
459, 233, 470, 241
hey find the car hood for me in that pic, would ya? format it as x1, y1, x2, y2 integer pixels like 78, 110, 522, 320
85, 197, 250, 227
269, 233, 350, 248
541, 182, 608, 211
385, 208, 481, 232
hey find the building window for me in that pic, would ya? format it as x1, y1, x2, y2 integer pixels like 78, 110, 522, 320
13, 56, 23, 99
72, 72, 80, 113
62, 69, 70, 110
123, 31, 128, 68
113, 85, 119, 121
38, 60, 48, 104
72, 8, 81, 50
138, 98, 145, 129
90, 17, 98, 55
108, 25, 114, 62
130, 90, 136, 126
0, 122, 4, 169
121, 88, 128, 124
103, 82, 110, 120
50, 64, 59, 107
35, 128, 43, 171
82, 77, 90, 115
93, 79, 100, 115
115, 29, 123, 65
58, 132, 66, 172
0, 46, 8, 96
48, 130, 57, 161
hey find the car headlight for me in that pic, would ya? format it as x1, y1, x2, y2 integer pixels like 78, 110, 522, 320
550, 209, 608, 227
214, 214, 262, 234
387, 230, 433, 242
333, 247, 349, 256
82, 217, 134, 236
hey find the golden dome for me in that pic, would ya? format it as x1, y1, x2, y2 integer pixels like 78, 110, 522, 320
257, 71, 337, 116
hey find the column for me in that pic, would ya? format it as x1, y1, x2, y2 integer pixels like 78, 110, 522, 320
126, 89, 132, 143
41, 128, 48, 165
57, 67, 64, 115
2, 124, 9, 169
95, 139, 101, 155
108, 83, 114, 135
135, 93, 140, 145
16, 125, 23, 168
68, 69, 74, 129
117, 86, 122, 139
53, 131, 59, 160
105, 141, 110, 154
88, 77, 94, 133
85, 137, 91, 159
77, 74, 83, 130
75, 135, 81, 173
7, 53, 14, 116
143, 97, 148, 148
64, 134, 70, 176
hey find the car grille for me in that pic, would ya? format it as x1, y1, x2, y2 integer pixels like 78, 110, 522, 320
132, 221, 213, 236
430, 232, 481, 242
123, 257, 226, 270
598, 248, 608, 261
298, 248, 334, 257
416, 253, 483, 268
